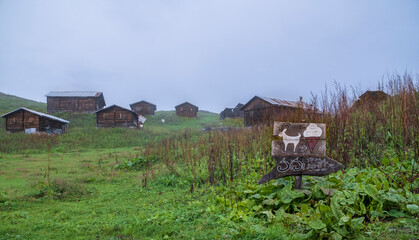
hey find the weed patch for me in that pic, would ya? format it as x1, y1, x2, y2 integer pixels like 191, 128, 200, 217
30, 178, 91, 200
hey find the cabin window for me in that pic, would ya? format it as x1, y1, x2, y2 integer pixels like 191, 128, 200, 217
136, 107, 142, 111
120, 113, 125, 120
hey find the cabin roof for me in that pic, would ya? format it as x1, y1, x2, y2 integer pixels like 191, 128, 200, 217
45, 91, 103, 98
95, 104, 138, 116
1, 107, 70, 123
241, 96, 311, 110
129, 100, 156, 109
235, 103, 244, 109
358, 90, 389, 100
175, 102, 198, 109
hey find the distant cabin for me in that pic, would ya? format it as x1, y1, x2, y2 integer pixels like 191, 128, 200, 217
130, 101, 156, 116
46, 91, 106, 113
241, 96, 312, 126
1, 107, 69, 134
220, 103, 244, 120
175, 102, 198, 118
352, 90, 389, 111
96, 105, 139, 128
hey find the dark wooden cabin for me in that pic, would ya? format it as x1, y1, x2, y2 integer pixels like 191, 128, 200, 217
130, 101, 156, 116
96, 105, 139, 128
175, 102, 198, 118
220, 103, 244, 120
352, 90, 389, 111
1, 107, 69, 134
46, 91, 106, 113
241, 96, 312, 126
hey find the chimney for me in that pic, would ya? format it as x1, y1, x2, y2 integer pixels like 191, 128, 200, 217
299, 96, 303, 102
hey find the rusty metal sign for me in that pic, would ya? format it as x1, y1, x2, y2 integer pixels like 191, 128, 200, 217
258, 122, 345, 185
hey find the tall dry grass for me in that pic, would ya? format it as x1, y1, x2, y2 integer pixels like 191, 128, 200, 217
139, 73, 417, 186
308, 73, 418, 167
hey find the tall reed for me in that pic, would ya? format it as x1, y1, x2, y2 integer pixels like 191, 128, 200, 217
141, 73, 417, 186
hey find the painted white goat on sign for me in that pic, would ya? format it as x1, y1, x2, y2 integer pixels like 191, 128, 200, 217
278, 128, 301, 152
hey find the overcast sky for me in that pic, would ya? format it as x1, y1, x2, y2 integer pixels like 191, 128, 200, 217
0, 0, 418, 112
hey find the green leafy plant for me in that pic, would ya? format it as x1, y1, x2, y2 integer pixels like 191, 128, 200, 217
115, 155, 159, 171
209, 163, 418, 239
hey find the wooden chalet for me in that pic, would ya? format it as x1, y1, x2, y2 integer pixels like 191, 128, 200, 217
220, 103, 244, 120
175, 102, 198, 118
352, 90, 389, 111
130, 100, 156, 116
96, 105, 139, 128
1, 107, 69, 134
46, 91, 106, 113
241, 96, 312, 126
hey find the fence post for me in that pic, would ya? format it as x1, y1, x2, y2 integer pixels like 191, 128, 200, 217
294, 175, 302, 189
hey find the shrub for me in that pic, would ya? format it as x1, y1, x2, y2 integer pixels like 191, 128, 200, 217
30, 178, 90, 200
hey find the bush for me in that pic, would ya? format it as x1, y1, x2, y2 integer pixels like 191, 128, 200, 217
115, 155, 160, 171
30, 178, 90, 200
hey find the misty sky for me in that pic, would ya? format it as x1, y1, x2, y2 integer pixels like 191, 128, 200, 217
1, 0, 418, 112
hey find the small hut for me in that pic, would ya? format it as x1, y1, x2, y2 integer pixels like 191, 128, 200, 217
96, 105, 139, 128
220, 103, 244, 120
1, 107, 69, 134
352, 90, 389, 111
46, 91, 106, 113
241, 96, 312, 126
175, 102, 198, 118
130, 101, 156, 116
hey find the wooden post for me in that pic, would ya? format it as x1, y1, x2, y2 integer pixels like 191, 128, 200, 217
294, 120, 305, 189
294, 175, 302, 189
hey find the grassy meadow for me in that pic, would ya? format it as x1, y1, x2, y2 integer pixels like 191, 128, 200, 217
0, 74, 418, 239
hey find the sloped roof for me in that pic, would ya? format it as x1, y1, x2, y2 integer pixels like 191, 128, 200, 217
95, 104, 138, 116
359, 90, 389, 100
129, 100, 157, 109
175, 102, 198, 109
1, 107, 70, 123
45, 91, 103, 97
235, 103, 244, 109
241, 96, 311, 110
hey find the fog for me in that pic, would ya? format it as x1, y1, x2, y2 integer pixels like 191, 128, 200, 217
1, 0, 418, 112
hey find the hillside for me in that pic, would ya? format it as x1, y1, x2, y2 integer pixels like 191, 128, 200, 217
0, 94, 243, 153
0, 92, 47, 114
0, 79, 417, 239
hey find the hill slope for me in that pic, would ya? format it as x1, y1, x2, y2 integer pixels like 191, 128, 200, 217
0, 92, 47, 114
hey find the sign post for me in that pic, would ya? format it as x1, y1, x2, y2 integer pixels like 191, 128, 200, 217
258, 122, 345, 188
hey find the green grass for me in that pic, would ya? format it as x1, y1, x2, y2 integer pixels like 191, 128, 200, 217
0, 148, 417, 239
0, 92, 47, 115
0, 148, 250, 239
1, 183, 227, 239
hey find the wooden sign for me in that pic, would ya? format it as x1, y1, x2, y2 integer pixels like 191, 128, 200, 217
273, 122, 326, 156
258, 122, 345, 186
257, 156, 345, 184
